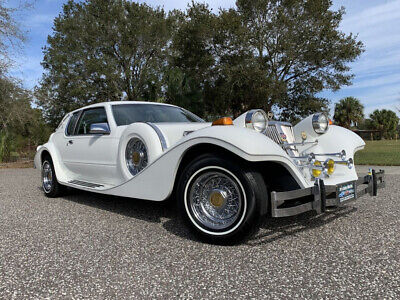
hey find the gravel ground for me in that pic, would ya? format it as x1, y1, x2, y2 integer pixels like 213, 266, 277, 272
0, 168, 399, 299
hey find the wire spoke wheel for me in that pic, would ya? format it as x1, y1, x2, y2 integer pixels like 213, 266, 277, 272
187, 169, 244, 231
42, 161, 53, 193
126, 137, 148, 176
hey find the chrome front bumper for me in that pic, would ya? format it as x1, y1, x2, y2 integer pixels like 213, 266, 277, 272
270, 169, 385, 217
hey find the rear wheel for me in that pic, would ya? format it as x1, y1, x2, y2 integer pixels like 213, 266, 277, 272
41, 156, 64, 197
177, 154, 267, 244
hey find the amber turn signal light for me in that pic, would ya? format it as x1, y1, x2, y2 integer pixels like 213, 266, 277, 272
212, 117, 233, 126
329, 119, 333, 125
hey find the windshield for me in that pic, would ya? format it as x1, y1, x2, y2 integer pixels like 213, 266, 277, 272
112, 104, 204, 126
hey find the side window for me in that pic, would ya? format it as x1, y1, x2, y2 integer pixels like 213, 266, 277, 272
66, 112, 80, 136
76, 107, 108, 135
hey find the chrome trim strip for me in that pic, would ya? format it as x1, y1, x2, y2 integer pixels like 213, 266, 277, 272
282, 141, 318, 148
68, 180, 104, 188
268, 120, 292, 127
146, 122, 168, 152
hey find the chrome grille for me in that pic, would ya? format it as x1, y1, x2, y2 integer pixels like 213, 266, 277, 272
281, 125, 295, 144
265, 122, 299, 156
265, 124, 283, 145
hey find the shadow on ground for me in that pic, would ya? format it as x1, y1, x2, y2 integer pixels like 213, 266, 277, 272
248, 206, 357, 246
48, 186, 357, 245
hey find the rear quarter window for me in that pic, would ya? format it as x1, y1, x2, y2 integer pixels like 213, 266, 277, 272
66, 112, 80, 136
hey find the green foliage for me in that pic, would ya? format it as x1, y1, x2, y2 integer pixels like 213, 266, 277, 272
0, 77, 51, 162
164, 67, 204, 117
369, 109, 399, 139
36, 0, 363, 125
168, 0, 363, 121
36, 0, 170, 127
333, 96, 364, 128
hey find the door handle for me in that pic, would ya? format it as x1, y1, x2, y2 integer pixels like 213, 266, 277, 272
68, 140, 73, 145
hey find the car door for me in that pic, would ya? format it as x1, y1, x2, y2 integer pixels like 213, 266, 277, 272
60, 107, 119, 185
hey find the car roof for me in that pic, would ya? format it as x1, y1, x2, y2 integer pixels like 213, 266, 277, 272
69, 101, 179, 114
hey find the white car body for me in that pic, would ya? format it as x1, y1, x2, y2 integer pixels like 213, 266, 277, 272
34, 101, 385, 242
34, 101, 364, 199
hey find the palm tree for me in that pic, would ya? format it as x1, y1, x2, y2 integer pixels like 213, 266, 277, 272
333, 97, 364, 129
369, 109, 399, 139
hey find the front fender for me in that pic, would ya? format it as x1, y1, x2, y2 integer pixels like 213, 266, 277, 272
294, 125, 365, 185
294, 124, 365, 156
104, 125, 309, 201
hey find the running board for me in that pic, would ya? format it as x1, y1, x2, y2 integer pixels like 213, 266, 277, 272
68, 180, 104, 189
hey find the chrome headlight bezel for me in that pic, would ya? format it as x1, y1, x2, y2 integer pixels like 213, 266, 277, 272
312, 113, 329, 134
245, 109, 268, 133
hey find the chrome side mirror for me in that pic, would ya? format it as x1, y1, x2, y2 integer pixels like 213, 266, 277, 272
89, 123, 110, 135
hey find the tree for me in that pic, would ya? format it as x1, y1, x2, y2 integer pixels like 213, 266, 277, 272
173, 0, 363, 120
0, 0, 26, 75
369, 109, 399, 139
36, 0, 170, 127
0, 1, 49, 162
168, 0, 363, 120
333, 97, 364, 128
37, 0, 364, 125
0, 77, 51, 162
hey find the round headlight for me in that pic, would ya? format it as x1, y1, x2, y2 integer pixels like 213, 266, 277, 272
312, 113, 329, 134
245, 109, 268, 132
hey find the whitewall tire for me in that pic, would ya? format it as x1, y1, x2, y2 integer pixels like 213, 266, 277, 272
177, 153, 267, 244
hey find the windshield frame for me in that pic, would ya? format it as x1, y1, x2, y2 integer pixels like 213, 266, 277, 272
111, 103, 205, 126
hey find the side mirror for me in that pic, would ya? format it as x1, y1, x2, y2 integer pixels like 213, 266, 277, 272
89, 123, 110, 135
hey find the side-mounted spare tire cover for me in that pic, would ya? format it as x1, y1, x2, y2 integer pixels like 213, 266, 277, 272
118, 123, 165, 180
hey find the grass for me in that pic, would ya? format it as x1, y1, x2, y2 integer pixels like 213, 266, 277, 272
354, 140, 400, 166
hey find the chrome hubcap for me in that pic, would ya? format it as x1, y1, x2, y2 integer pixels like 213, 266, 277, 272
42, 161, 53, 192
126, 138, 148, 175
188, 171, 243, 230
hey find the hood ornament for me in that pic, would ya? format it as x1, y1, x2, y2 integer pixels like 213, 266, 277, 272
301, 131, 307, 141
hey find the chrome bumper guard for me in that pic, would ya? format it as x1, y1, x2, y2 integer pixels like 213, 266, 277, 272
270, 169, 385, 218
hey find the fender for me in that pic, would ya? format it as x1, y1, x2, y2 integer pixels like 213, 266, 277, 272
294, 124, 365, 185
34, 137, 74, 183
103, 125, 309, 201
117, 122, 164, 181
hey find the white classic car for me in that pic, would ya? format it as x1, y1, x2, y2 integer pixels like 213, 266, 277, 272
34, 101, 385, 243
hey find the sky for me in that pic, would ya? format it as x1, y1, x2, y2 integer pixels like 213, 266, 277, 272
7, 0, 400, 117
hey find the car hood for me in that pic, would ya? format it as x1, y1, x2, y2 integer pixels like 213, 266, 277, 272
155, 123, 212, 148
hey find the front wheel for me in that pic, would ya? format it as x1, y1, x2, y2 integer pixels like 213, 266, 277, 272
177, 154, 267, 244
41, 156, 64, 197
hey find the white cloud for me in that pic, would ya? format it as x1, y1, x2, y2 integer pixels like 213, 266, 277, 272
26, 13, 55, 28
326, 0, 400, 117
9, 55, 44, 89
341, 0, 400, 33
345, 73, 400, 90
